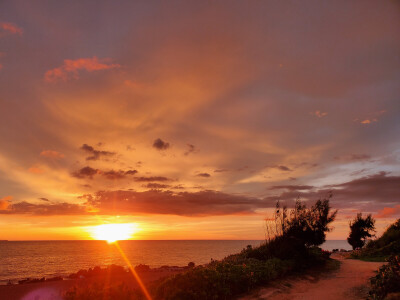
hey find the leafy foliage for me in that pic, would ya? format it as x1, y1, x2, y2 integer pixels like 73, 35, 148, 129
368, 255, 400, 300
347, 213, 376, 250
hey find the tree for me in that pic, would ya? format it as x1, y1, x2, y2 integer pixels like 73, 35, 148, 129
284, 193, 338, 246
267, 193, 338, 247
347, 213, 375, 250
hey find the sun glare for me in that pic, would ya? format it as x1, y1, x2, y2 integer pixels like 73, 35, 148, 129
91, 223, 138, 243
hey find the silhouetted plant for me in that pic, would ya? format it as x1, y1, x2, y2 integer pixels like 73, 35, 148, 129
368, 255, 400, 300
347, 213, 375, 250
266, 194, 337, 247
351, 218, 400, 261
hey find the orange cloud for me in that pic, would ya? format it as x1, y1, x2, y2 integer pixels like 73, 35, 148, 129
44, 57, 120, 82
28, 165, 45, 174
376, 205, 400, 218
357, 110, 385, 124
40, 150, 65, 159
360, 119, 378, 124
0, 22, 23, 36
311, 110, 327, 118
0, 196, 12, 210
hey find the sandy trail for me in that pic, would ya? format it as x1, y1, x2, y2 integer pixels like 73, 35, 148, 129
241, 253, 384, 300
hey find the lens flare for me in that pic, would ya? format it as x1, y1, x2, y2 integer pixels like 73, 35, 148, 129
90, 223, 138, 243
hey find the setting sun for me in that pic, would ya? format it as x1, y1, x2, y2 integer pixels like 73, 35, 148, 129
90, 223, 139, 243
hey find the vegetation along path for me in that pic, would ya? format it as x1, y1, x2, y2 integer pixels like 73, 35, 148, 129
241, 253, 384, 300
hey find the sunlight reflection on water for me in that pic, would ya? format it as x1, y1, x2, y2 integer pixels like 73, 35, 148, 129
0, 240, 262, 283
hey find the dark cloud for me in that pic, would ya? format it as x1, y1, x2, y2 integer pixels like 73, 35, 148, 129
72, 166, 98, 179
266, 172, 400, 212
82, 189, 269, 216
4, 172, 398, 216
133, 176, 172, 182
214, 169, 229, 173
38, 197, 49, 201
293, 162, 319, 169
72, 167, 137, 180
102, 169, 138, 180
334, 154, 371, 161
0, 201, 86, 215
184, 144, 196, 156
196, 173, 211, 178
152, 138, 170, 150
0, 190, 273, 216
272, 165, 292, 172
80, 144, 115, 161
269, 185, 314, 191
143, 183, 170, 189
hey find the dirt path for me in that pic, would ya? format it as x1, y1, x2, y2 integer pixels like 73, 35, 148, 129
241, 253, 384, 300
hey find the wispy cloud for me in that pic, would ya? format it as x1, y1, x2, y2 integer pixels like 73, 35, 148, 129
376, 204, 400, 218
196, 173, 211, 178
133, 176, 172, 182
40, 150, 65, 159
0, 22, 23, 36
355, 110, 386, 125
334, 154, 371, 162
44, 57, 120, 82
80, 144, 115, 161
311, 110, 328, 118
72, 166, 137, 180
28, 165, 44, 174
0, 196, 12, 210
184, 144, 196, 155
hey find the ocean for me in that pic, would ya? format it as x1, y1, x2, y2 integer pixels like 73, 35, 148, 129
0, 240, 351, 284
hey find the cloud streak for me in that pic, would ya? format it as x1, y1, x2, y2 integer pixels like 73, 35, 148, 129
40, 150, 65, 159
80, 144, 115, 161
0, 22, 23, 36
44, 57, 120, 82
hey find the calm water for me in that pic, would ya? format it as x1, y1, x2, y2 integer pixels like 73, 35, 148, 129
0, 240, 350, 284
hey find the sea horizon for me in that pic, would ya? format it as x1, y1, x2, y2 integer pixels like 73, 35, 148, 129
0, 240, 352, 284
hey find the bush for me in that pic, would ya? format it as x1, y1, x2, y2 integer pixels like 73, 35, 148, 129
154, 258, 293, 300
135, 264, 151, 272
368, 256, 400, 300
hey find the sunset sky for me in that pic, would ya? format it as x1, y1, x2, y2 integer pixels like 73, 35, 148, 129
0, 1, 399, 240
